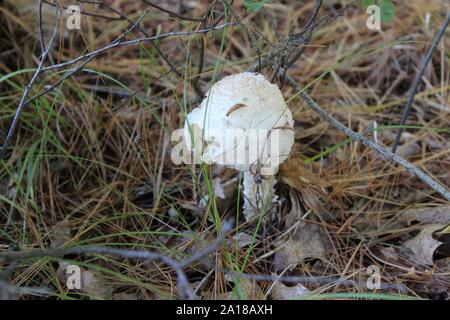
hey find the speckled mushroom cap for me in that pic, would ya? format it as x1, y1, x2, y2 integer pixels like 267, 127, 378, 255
184, 72, 294, 172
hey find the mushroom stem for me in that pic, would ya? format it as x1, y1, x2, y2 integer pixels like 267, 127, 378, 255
242, 171, 277, 220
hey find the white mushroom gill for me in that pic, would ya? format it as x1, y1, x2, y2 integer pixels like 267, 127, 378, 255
184, 72, 294, 220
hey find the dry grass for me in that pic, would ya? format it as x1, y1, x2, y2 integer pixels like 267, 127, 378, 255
0, 0, 449, 300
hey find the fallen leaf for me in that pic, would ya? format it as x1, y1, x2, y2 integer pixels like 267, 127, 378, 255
81, 270, 113, 299
270, 281, 310, 300
274, 221, 330, 271
279, 157, 326, 192
401, 205, 450, 225
403, 225, 444, 266
278, 156, 337, 218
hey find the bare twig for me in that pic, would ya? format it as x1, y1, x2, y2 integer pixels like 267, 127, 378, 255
99, 3, 182, 77
1, 220, 233, 300
0, 21, 233, 155
0, 278, 53, 300
180, 220, 234, 268
41, 22, 234, 72
392, 11, 450, 153
286, 0, 323, 69
0, 1, 61, 158
273, 0, 323, 85
37, 0, 46, 55
192, 20, 208, 98
1, 11, 147, 154
284, 74, 450, 201
248, 0, 358, 73
279, 0, 323, 87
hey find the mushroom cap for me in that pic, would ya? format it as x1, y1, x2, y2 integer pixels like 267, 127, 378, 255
184, 72, 294, 172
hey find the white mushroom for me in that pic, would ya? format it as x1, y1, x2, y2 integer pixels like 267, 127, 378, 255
184, 72, 294, 220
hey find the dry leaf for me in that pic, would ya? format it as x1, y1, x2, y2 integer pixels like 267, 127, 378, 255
403, 225, 444, 266
401, 205, 450, 225
270, 281, 310, 300
279, 157, 326, 191
81, 270, 113, 299
278, 157, 334, 218
274, 221, 330, 271
400, 206, 450, 265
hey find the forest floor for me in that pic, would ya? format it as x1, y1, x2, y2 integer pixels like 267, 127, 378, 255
0, 0, 449, 300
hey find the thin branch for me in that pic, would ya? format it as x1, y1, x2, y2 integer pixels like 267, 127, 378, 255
41, 22, 234, 72
280, 0, 323, 86
0, 1, 61, 158
0, 22, 233, 141
248, 0, 358, 73
99, 3, 182, 77
38, 0, 46, 55
1, 220, 233, 300
192, 15, 208, 98
284, 74, 450, 201
0, 11, 148, 156
392, 11, 450, 153
180, 220, 234, 268
273, 0, 323, 86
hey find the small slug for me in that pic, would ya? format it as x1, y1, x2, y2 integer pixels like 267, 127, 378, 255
226, 103, 247, 117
